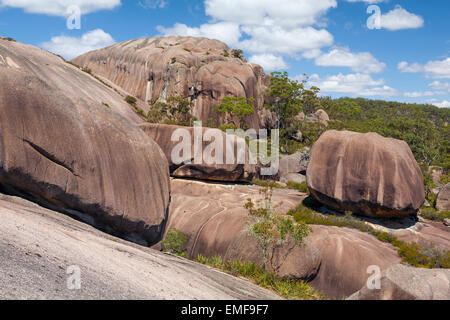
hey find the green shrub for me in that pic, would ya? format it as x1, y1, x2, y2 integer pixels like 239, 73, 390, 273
251, 178, 284, 189
161, 229, 188, 258
420, 208, 450, 222
286, 181, 309, 194
125, 95, 137, 106
245, 186, 311, 269
81, 66, 92, 74
196, 255, 326, 300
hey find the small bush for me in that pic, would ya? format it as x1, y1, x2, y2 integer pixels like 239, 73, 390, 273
161, 229, 188, 258
286, 181, 309, 194
251, 178, 284, 189
81, 66, 92, 74
0, 36, 16, 42
102, 102, 110, 108
125, 95, 137, 106
420, 208, 450, 222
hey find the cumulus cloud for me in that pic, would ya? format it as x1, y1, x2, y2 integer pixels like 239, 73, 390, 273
403, 91, 435, 98
428, 81, 450, 92
40, 29, 115, 60
398, 58, 450, 79
157, 0, 338, 72
0, 0, 121, 16
157, 22, 241, 47
379, 5, 424, 31
249, 54, 288, 71
240, 25, 333, 56
307, 73, 400, 97
428, 99, 450, 108
315, 47, 385, 73
204, 0, 337, 28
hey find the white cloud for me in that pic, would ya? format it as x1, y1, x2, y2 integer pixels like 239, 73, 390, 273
403, 91, 435, 98
379, 5, 424, 31
315, 47, 385, 73
0, 0, 121, 16
157, 22, 241, 47
398, 61, 423, 73
249, 54, 288, 71
204, 0, 337, 28
240, 25, 333, 56
157, 0, 338, 71
40, 29, 116, 60
428, 99, 450, 108
428, 81, 450, 92
398, 58, 450, 79
307, 73, 400, 97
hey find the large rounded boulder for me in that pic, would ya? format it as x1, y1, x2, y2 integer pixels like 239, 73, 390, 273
307, 130, 425, 218
140, 123, 257, 182
0, 39, 170, 245
436, 183, 450, 212
72, 36, 271, 129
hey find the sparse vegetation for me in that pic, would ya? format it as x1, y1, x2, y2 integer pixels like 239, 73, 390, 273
290, 197, 450, 269
214, 96, 255, 130
81, 66, 92, 75
161, 228, 188, 258
147, 96, 197, 126
286, 181, 309, 194
196, 254, 326, 300
420, 208, 450, 222
125, 95, 137, 106
222, 49, 230, 57
245, 186, 312, 270
0, 36, 16, 42
231, 49, 244, 60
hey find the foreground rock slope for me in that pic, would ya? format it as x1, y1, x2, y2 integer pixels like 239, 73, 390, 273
0, 39, 170, 245
307, 130, 425, 218
0, 193, 280, 300
348, 264, 450, 300
163, 179, 403, 298
72, 36, 270, 128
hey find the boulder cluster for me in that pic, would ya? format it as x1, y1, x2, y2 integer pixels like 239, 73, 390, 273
0, 36, 446, 300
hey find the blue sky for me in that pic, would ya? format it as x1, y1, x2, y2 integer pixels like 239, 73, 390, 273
0, 0, 449, 108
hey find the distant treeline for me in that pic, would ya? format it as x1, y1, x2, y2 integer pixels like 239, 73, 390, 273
319, 97, 450, 174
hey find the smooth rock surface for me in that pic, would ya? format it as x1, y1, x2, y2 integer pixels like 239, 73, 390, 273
308, 225, 401, 299
307, 130, 425, 218
161, 179, 321, 281
436, 183, 450, 212
140, 123, 257, 182
0, 193, 281, 300
0, 39, 170, 245
348, 264, 450, 300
